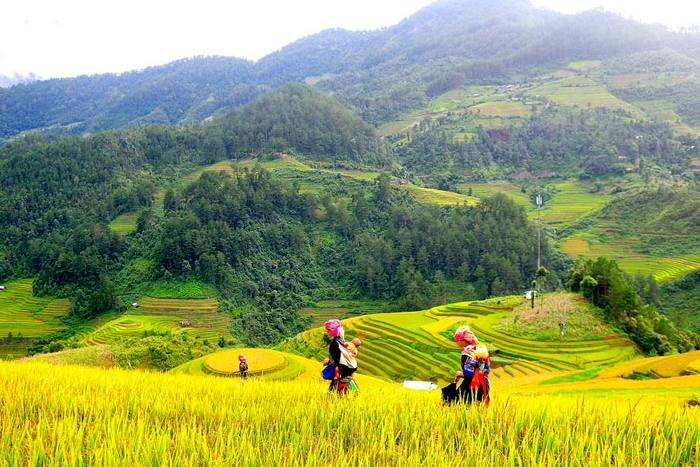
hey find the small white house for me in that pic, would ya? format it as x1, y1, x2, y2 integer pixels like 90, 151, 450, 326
0, 286, 6, 291
132, 302, 139, 308
525, 290, 537, 300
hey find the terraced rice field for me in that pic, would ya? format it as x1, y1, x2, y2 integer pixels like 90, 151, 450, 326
597, 350, 700, 379
299, 300, 387, 330
455, 181, 531, 208
537, 181, 611, 227
80, 297, 232, 345
0, 279, 68, 339
469, 101, 530, 117
199, 348, 317, 381
527, 76, 643, 117
171, 347, 391, 387
282, 298, 638, 386
559, 235, 700, 282
404, 184, 475, 205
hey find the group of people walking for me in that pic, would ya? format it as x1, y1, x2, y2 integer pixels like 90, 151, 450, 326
321, 318, 490, 405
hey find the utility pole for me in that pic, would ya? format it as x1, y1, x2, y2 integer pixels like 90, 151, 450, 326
536, 194, 542, 291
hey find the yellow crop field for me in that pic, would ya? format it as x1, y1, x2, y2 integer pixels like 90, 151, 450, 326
404, 184, 475, 205
2, 359, 700, 467
204, 348, 285, 375
559, 237, 590, 256
469, 101, 530, 117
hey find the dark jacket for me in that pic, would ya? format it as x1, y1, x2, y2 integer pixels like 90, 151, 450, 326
328, 336, 356, 380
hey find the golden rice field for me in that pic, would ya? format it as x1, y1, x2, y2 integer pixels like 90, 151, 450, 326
2, 359, 700, 467
469, 101, 530, 117
403, 184, 476, 205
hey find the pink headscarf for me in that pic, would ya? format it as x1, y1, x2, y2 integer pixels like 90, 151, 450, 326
324, 319, 344, 337
453, 325, 478, 346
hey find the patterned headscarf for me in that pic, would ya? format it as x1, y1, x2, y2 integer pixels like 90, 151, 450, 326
324, 319, 344, 338
453, 325, 478, 346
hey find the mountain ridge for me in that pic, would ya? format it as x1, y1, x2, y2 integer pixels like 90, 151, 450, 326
2, 0, 699, 139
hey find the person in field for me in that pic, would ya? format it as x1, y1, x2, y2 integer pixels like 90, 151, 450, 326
452, 325, 490, 405
238, 354, 249, 379
322, 319, 360, 394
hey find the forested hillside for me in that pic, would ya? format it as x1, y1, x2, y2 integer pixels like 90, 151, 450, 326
2, 0, 700, 356
393, 106, 698, 178
0, 83, 560, 347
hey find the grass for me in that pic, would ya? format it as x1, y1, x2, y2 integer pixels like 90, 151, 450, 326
20, 344, 117, 368
3, 358, 700, 466
492, 292, 615, 341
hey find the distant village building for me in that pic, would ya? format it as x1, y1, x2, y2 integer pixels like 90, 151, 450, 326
0, 286, 5, 291
132, 302, 139, 308
180, 320, 191, 327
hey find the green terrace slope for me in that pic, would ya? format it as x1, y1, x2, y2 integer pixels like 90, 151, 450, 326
280, 294, 639, 385
0, 279, 69, 359
79, 297, 232, 345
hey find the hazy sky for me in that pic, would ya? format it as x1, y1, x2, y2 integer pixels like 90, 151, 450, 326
2, 0, 700, 80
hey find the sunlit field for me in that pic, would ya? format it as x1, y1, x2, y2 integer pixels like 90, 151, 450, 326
5, 294, 700, 466
109, 212, 139, 235
2, 359, 699, 467
404, 184, 476, 205
526, 76, 643, 117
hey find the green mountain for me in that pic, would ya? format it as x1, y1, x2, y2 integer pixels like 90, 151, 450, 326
0, 83, 562, 345
2, 0, 700, 358
2, 0, 700, 140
